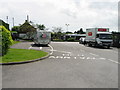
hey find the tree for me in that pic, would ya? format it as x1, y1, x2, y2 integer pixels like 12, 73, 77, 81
52, 27, 62, 33
76, 28, 85, 34
11, 26, 20, 32
36, 24, 46, 30
51, 27, 63, 40
66, 31, 73, 34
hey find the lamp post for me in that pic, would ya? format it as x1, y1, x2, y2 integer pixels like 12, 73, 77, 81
12, 17, 14, 27
65, 24, 69, 32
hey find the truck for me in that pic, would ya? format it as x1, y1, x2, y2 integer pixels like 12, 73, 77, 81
85, 28, 113, 48
34, 30, 51, 46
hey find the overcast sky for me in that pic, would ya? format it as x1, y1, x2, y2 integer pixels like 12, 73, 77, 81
0, 0, 119, 32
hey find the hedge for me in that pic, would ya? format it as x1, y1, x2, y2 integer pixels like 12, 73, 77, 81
0, 26, 13, 56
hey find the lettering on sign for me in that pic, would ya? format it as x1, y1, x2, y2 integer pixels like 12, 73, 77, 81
98, 29, 107, 32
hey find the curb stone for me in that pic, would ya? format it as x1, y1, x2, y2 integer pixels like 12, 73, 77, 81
0, 54, 50, 65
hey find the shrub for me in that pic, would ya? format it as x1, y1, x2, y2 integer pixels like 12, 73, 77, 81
0, 26, 13, 56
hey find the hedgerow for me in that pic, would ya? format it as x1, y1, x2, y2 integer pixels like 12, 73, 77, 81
0, 26, 13, 56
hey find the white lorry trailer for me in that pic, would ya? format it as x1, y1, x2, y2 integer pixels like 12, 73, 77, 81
85, 28, 113, 48
34, 30, 51, 45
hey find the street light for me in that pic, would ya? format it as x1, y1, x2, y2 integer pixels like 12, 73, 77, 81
65, 24, 70, 32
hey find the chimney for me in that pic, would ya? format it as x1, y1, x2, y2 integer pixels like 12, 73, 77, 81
27, 15, 29, 22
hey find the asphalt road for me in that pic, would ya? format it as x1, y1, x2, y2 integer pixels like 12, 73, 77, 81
2, 41, 119, 88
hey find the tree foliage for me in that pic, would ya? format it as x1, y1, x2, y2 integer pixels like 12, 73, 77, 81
36, 24, 46, 30
74, 28, 85, 34
11, 26, 20, 32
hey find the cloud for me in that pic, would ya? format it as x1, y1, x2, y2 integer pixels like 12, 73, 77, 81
0, 0, 118, 32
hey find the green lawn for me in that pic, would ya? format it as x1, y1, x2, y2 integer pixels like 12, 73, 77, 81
1, 48, 48, 63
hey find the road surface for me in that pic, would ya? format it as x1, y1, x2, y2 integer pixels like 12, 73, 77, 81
2, 42, 118, 88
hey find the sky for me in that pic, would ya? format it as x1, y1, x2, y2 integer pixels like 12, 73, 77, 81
0, 0, 119, 32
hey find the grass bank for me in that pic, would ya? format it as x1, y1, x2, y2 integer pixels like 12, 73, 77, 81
1, 48, 48, 63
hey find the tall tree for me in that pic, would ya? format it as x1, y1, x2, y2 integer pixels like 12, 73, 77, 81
76, 28, 85, 34
36, 24, 46, 30
11, 26, 20, 32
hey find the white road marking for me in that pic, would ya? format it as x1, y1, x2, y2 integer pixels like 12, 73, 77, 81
89, 53, 99, 56
86, 57, 91, 60
108, 59, 120, 64
64, 57, 70, 59
39, 47, 42, 50
80, 57, 85, 59
48, 44, 54, 55
74, 57, 77, 59
99, 58, 106, 60
81, 54, 84, 57
28, 46, 32, 50
50, 49, 71, 54
49, 56, 55, 59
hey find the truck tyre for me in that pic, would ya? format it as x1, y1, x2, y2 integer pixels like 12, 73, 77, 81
107, 46, 110, 49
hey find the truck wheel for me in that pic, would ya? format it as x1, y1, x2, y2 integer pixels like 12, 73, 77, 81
88, 43, 92, 47
107, 46, 110, 49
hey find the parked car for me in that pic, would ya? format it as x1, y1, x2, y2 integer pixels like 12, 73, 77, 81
79, 37, 85, 44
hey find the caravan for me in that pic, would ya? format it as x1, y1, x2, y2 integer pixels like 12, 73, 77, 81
34, 30, 51, 45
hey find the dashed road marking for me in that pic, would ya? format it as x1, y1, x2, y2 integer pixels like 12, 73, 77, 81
89, 53, 99, 56
74, 57, 77, 59
99, 58, 106, 60
49, 56, 56, 59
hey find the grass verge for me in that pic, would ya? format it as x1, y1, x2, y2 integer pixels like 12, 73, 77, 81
12, 41, 20, 45
1, 48, 48, 63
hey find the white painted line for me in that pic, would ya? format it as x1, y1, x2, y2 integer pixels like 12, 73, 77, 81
89, 53, 99, 56
63, 56, 70, 59
50, 50, 71, 54
92, 57, 96, 60
74, 57, 77, 59
49, 56, 55, 59
48, 44, 54, 55
108, 59, 120, 64
56, 56, 63, 59
86, 57, 91, 60
28, 46, 32, 50
81, 54, 84, 57
56, 56, 59, 59
99, 58, 106, 60
62, 54, 65, 56
80, 57, 85, 59
39, 47, 42, 50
